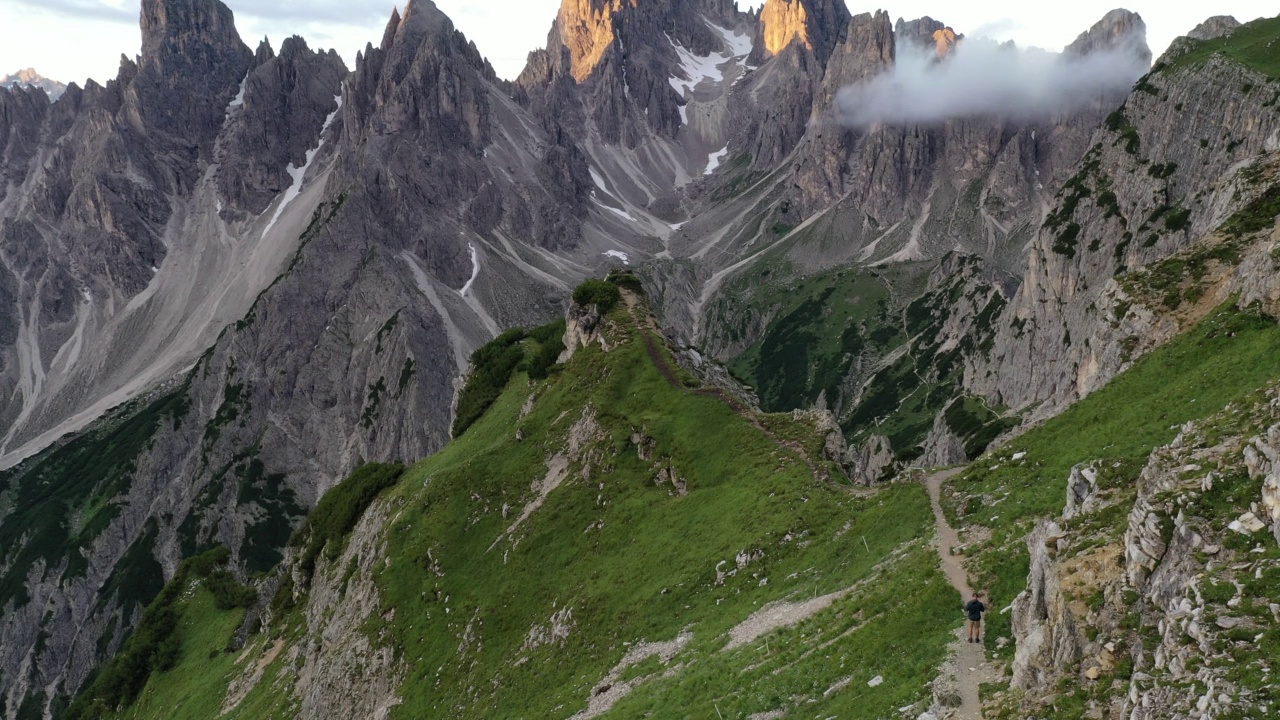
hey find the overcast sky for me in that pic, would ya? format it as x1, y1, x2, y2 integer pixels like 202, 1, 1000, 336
0, 0, 1274, 87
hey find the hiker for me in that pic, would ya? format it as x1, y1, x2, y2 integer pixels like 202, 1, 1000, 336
965, 591, 986, 643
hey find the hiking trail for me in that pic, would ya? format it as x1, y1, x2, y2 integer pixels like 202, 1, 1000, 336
926, 469, 999, 720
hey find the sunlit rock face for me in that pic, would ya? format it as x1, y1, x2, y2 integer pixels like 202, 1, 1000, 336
758, 0, 849, 59
760, 0, 812, 55
555, 0, 627, 83
932, 27, 959, 58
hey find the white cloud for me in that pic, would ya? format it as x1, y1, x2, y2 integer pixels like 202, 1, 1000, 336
837, 38, 1149, 128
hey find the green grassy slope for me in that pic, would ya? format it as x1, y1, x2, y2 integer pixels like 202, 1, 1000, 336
92, 286, 960, 719
942, 303, 1280, 658
1161, 15, 1280, 79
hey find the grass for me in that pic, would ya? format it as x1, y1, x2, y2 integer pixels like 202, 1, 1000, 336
98, 291, 960, 719
373, 300, 950, 718
612, 543, 955, 718
1159, 15, 1280, 79
66, 548, 255, 720
943, 303, 1280, 652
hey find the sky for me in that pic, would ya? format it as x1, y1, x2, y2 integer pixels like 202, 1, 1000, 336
0, 0, 1274, 87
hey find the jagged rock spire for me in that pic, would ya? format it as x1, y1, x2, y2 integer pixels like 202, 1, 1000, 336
756, 0, 850, 62
131, 0, 252, 150
1064, 8, 1151, 66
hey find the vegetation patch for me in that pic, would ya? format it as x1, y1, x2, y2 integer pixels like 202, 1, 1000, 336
0, 386, 189, 609
453, 316, 569, 438
1159, 15, 1280, 79
726, 267, 905, 428
1221, 182, 1280, 237
289, 462, 406, 583
1120, 236, 1246, 311
944, 397, 1021, 461
365, 305, 951, 719
571, 279, 621, 314
1104, 108, 1142, 155
66, 548, 253, 720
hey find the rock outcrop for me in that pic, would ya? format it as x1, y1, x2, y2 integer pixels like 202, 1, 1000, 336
1244, 424, 1280, 547
1187, 15, 1241, 41
1005, 387, 1280, 719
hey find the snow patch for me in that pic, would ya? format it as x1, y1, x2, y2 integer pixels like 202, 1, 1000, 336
226, 74, 247, 113
603, 250, 630, 265
460, 242, 481, 297
707, 21, 753, 58
261, 95, 342, 239
589, 168, 609, 192
667, 33, 729, 97
593, 199, 635, 222
704, 146, 729, 176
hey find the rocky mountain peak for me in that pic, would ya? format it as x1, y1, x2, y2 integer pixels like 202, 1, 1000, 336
1064, 8, 1151, 65
344, 0, 493, 153
132, 0, 252, 151
139, 0, 244, 62
1188, 15, 1241, 41
757, 0, 850, 61
553, 0, 623, 83
895, 17, 943, 48
823, 10, 895, 89
1, 67, 67, 100
931, 26, 960, 58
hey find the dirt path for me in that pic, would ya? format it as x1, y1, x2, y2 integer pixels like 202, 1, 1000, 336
925, 470, 997, 720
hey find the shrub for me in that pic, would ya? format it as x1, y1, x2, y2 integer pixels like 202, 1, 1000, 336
572, 279, 621, 314
606, 270, 645, 294
453, 329, 529, 436
1053, 222, 1082, 257
291, 463, 406, 582
1164, 207, 1192, 233
523, 320, 567, 381
1222, 184, 1280, 237
64, 547, 250, 719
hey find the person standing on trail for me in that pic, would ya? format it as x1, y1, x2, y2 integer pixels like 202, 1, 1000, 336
965, 592, 986, 644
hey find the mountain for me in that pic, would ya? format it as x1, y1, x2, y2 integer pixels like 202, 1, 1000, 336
67, 281, 959, 720
0, 0, 1279, 717
1, 69, 66, 100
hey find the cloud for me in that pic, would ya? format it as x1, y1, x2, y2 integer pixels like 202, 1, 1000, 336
8, 0, 395, 31
969, 18, 1020, 41
223, 0, 391, 26
11, 0, 134, 24
836, 37, 1149, 128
